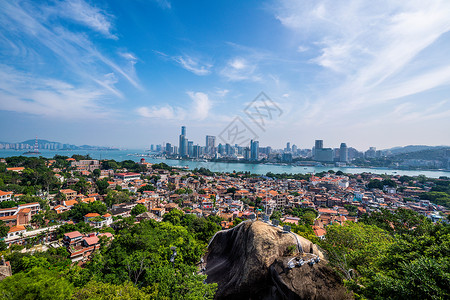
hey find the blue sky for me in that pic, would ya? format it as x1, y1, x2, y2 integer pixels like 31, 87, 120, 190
1, 0, 450, 150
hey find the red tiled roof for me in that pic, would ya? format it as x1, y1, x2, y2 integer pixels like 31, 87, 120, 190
64, 231, 82, 239
83, 236, 99, 246
85, 213, 101, 218
8, 225, 26, 233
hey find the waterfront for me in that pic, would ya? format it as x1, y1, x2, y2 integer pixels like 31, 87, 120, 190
0, 149, 449, 178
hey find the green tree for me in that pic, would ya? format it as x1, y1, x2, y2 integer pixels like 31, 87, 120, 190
138, 184, 155, 193
72, 281, 151, 300
368, 179, 383, 190
0, 267, 74, 299
96, 179, 110, 194
131, 204, 147, 216
0, 220, 9, 237
270, 210, 282, 221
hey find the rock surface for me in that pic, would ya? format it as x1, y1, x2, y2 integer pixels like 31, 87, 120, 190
205, 220, 352, 300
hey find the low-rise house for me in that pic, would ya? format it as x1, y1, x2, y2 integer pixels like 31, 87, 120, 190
0, 191, 13, 202
63, 231, 84, 247
114, 172, 141, 182
0, 203, 40, 227
151, 207, 165, 217
84, 213, 113, 228
60, 189, 77, 200
6, 167, 25, 173
6, 225, 26, 240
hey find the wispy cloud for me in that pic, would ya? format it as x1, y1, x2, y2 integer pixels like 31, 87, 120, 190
152, 0, 172, 10
0, 65, 112, 118
0, 0, 140, 97
274, 0, 450, 125
137, 91, 213, 120
174, 55, 212, 76
136, 105, 177, 119
54, 0, 117, 39
154, 51, 212, 76
220, 57, 261, 81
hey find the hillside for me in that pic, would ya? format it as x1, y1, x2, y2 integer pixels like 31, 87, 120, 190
384, 145, 448, 155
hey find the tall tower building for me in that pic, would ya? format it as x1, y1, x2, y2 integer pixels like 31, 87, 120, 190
340, 143, 348, 162
314, 140, 323, 159
179, 126, 187, 157
205, 135, 216, 157
250, 140, 259, 161
188, 141, 194, 157
315, 140, 323, 150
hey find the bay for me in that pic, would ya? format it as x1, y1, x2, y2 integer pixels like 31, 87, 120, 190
1, 149, 449, 178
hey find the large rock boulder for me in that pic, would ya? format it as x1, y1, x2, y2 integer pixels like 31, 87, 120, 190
205, 220, 352, 300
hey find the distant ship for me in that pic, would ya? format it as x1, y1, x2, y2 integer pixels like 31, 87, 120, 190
23, 137, 41, 155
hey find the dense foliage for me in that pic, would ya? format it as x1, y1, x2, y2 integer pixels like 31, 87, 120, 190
1, 213, 218, 299
321, 209, 450, 299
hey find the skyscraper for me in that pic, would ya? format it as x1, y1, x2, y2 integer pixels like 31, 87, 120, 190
205, 135, 216, 157
188, 141, 194, 157
165, 143, 172, 155
340, 143, 348, 162
250, 140, 259, 161
179, 126, 187, 157
315, 140, 323, 150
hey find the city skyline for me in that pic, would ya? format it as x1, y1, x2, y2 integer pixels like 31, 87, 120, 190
1, 1, 450, 149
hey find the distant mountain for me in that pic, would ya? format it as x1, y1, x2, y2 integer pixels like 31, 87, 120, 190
0, 139, 118, 150
391, 147, 450, 161
383, 145, 448, 155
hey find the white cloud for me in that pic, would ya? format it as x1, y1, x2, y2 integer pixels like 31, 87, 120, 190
220, 57, 261, 81
215, 89, 229, 97
55, 0, 117, 39
274, 0, 450, 125
187, 91, 212, 120
137, 91, 213, 121
174, 55, 212, 76
297, 45, 309, 52
0, 65, 112, 118
0, 0, 140, 93
136, 105, 175, 119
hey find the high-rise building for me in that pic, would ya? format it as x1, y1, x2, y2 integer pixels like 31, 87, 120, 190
193, 145, 201, 158
225, 143, 232, 156
314, 140, 324, 159
292, 144, 298, 154
315, 140, 323, 150
188, 141, 194, 157
205, 135, 216, 156
217, 143, 224, 155
286, 142, 291, 152
340, 143, 348, 162
243, 147, 250, 160
315, 148, 334, 162
313, 140, 334, 162
165, 143, 172, 155
250, 140, 259, 161
179, 126, 187, 157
